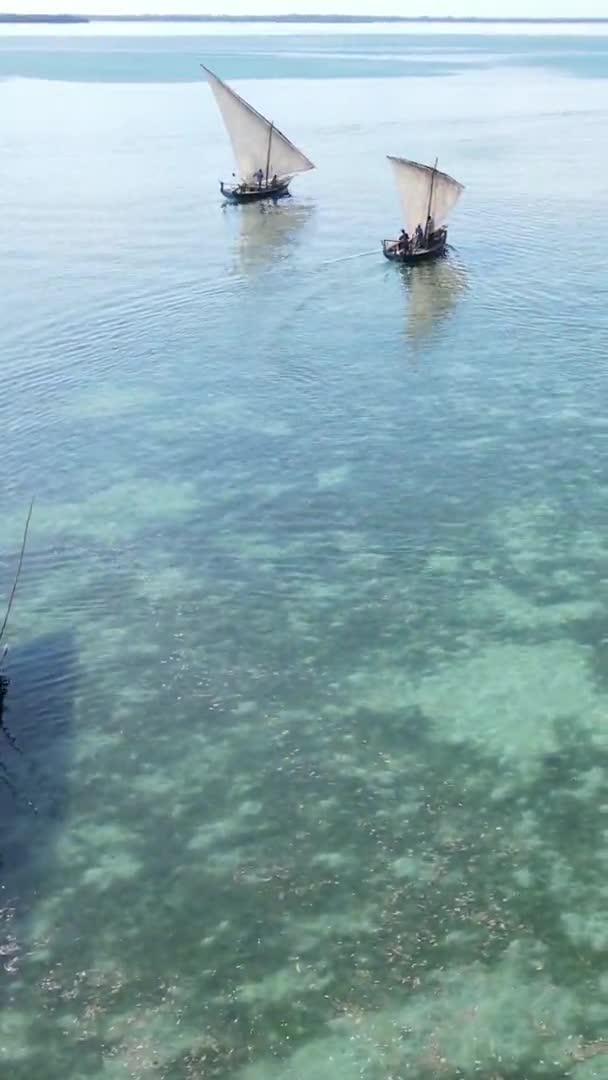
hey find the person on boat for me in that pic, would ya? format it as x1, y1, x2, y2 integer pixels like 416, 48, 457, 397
255, 168, 264, 189
414, 224, 425, 250
425, 214, 435, 244
270, 173, 278, 189
398, 229, 410, 254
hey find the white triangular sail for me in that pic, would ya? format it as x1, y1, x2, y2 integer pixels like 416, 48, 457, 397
388, 156, 464, 237
202, 65, 315, 184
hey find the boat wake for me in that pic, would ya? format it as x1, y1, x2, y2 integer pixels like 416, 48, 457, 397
320, 249, 378, 266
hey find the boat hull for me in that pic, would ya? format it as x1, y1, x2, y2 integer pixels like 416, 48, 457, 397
221, 182, 290, 204
383, 231, 447, 265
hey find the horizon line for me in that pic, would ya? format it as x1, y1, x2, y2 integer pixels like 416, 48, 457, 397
3, 14, 608, 24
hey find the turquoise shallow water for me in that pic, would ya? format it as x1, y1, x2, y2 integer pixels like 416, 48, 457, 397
2, 25, 608, 1080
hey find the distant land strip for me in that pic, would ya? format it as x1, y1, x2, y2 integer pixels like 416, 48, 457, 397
2, 13, 608, 24
0, 12, 89, 19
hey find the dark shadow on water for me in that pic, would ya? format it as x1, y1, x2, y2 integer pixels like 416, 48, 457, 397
0, 630, 76, 948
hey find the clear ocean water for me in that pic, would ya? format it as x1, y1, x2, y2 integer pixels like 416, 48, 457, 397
2, 21, 608, 1080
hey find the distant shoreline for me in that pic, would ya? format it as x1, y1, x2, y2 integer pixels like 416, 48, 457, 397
0, 13, 89, 20
3, 14, 608, 26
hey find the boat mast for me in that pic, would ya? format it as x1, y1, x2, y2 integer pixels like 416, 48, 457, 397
265, 123, 274, 186
425, 157, 438, 240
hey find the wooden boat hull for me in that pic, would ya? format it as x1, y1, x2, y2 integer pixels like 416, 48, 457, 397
221, 182, 290, 204
383, 231, 447, 265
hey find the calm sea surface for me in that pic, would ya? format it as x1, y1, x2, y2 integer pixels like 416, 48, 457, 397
2, 22, 608, 1080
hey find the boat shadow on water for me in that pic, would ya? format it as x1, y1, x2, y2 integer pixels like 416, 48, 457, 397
0, 631, 77, 962
398, 251, 469, 350
232, 199, 315, 273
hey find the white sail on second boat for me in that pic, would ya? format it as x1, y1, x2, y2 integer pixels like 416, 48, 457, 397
388, 156, 464, 237
202, 65, 315, 186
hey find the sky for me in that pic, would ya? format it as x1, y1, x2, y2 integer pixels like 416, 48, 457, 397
9, 0, 608, 18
